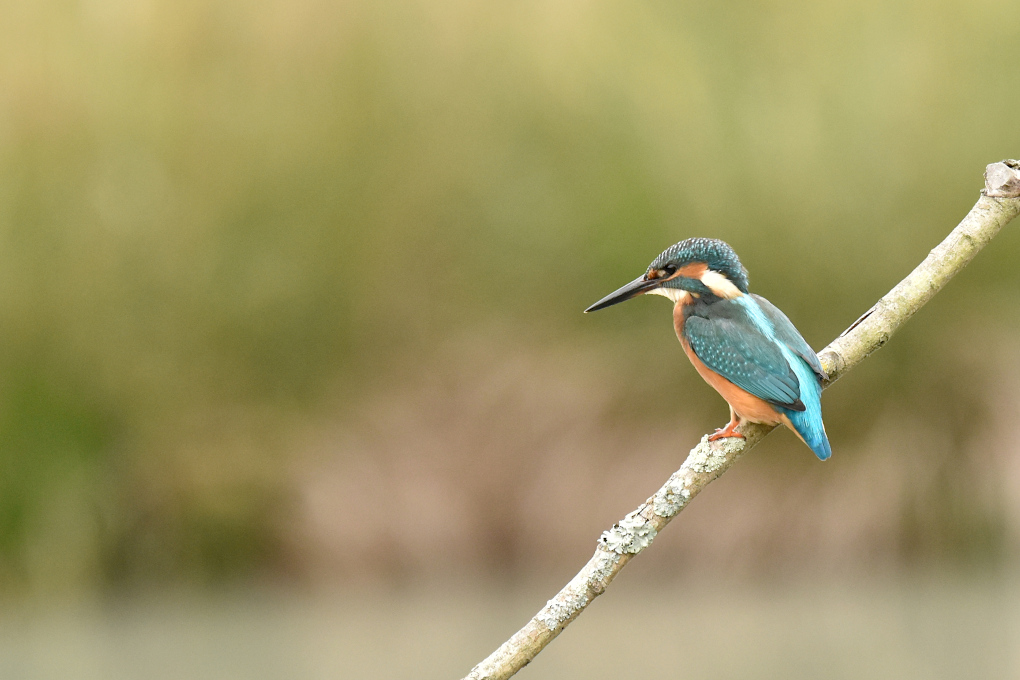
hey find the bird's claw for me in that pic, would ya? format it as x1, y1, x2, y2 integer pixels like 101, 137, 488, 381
707, 425, 745, 442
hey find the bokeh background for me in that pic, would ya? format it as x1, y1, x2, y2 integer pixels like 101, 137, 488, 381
2, 0, 1020, 678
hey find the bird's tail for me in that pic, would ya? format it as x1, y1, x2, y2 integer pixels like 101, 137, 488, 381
782, 357, 831, 460
786, 408, 831, 460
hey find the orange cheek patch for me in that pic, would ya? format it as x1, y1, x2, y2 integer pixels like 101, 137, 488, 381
674, 262, 707, 279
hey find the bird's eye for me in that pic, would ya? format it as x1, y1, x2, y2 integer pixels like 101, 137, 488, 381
647, 264, 677, 280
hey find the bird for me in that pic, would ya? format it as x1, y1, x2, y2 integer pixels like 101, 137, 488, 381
585, 237, 831, 460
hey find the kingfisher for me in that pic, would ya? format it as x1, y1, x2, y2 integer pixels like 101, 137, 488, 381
585, 238, 831, 460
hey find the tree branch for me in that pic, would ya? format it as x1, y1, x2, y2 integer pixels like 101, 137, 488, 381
463, 161, 1020, 680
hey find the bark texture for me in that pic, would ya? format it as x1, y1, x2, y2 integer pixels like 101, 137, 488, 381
463, 161, 1020, 680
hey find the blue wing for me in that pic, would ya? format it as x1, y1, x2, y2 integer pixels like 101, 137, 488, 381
684, 296, 831, 460
683, 311, 805, 411
751, 294, 827, 382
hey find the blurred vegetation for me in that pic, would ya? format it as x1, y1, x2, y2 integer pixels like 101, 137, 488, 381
0, 0, 1018, 596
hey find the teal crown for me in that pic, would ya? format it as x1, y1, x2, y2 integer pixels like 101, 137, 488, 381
649, 238, 749, 293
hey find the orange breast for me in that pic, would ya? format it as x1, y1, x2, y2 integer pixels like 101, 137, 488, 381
673, 301, 783, 426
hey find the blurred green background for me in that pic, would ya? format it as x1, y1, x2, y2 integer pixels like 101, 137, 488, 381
2, 0, 1020, 677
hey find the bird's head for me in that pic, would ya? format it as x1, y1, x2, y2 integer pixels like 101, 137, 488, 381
585, 237, 749, 313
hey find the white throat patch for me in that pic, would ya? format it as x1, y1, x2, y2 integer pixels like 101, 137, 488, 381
647, 287, 689, 304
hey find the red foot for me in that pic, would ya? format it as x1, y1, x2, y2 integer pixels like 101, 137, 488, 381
707, 419, 744, 442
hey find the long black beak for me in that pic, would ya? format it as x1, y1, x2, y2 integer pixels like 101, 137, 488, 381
584, 275, 662, 313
